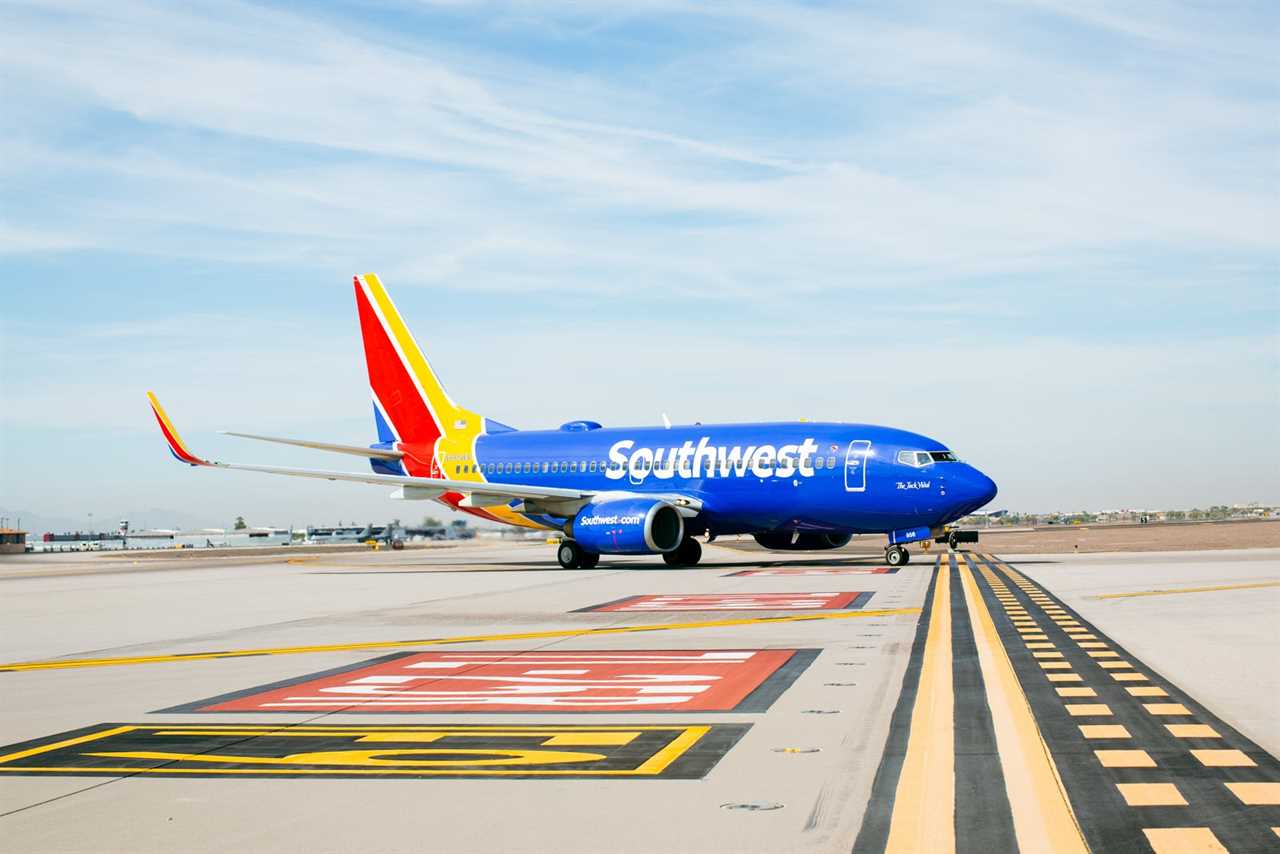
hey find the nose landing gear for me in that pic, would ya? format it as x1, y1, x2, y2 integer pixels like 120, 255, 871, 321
885, 545, 911, 567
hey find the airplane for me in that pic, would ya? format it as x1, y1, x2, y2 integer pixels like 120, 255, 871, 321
147, 274, 997, 569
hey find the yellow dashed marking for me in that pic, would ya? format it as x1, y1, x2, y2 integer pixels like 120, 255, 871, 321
1225, 782, 1280, 805
1088, 651, 1120, 658
1165, 724, 1218, 738
1098, 661, 1135, 669
1026, 643, 1056, 649
1144, 703, 1192, 716
1040, 662, 1073, 670
1065, 704, 1112, 717
1142, 827, 1227, 854
1077, 642, 1108, 649
1046, 674, 1084, 683
1191, 749, 1255, 768
1095, 749, 1156, 768
1032, 652, 1065, 659
1080, 725, 1131, 739
1117, 783, 1187, 807
1127, 687, 1168, 697
1056, 687, 1096, 698
1111, 673, 1148, 682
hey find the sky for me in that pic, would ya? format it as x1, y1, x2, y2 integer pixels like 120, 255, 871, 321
1, 0, 1277, 532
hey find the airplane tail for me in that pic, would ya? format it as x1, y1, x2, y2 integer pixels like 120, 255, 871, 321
353, 274, 500, 476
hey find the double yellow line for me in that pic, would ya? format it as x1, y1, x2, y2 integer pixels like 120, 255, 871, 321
884, 554, 1088, 854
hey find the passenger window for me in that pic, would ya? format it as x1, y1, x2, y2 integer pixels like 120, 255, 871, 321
550, 461, 559, 473
589, 461, 597, 472
570, 461, 578, 473
827, 455, 836, 469
815, 457, 825, 469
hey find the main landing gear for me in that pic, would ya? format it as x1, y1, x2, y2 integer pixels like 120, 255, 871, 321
663, 537, 703, 567
885, 545, 911, 567
556, 540, 599, 569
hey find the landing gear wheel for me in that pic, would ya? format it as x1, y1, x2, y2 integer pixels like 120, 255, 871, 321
557, 540, 583, 569
947, 531, 960, 550
579, 552, 600, 569
885, 545, 910, 567
663, 537, 703, 567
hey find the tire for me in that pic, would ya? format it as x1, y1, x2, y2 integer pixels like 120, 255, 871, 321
886, 545, 908, 567
557, 540, 582, 569
663, 537, 702, 567
681, 537, 702, 566
947, 532, 959, 550
579, 552, 600, 569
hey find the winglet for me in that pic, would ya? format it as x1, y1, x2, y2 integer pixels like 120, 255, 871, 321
147, 392, 209, 466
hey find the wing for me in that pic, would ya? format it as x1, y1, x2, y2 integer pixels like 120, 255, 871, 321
146, 393, 701, 515
220, 431, 404, 461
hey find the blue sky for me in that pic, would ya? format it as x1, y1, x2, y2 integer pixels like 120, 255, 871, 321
1, 0, 1277, 531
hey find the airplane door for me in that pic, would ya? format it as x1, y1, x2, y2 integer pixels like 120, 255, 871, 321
844, 440, 871, 492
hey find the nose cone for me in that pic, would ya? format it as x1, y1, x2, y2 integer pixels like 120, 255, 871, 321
953, 465, 998, 516
972, 468, 998, 508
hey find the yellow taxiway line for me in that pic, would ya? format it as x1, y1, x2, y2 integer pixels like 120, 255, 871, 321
0, 607, 920, 673
1091, 580, 1280, 600
885, 555, 955, 853
959, 553, 1089, 853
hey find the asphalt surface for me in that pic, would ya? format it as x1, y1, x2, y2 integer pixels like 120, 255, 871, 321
0, 542, 1276, 853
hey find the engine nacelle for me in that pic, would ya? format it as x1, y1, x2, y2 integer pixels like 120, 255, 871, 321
753, 532, 853, 551
569, 497, 684, 555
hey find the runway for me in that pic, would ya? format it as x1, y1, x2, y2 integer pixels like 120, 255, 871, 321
0, 542, 1276, 852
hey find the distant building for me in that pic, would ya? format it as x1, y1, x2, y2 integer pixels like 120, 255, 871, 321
0, 528, 28, 555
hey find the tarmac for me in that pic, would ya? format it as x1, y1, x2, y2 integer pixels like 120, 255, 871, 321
0, 541, 1276, 853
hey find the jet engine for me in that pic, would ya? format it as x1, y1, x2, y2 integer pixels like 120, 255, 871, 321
568, 497, 684, 554
753, 532, 853, 551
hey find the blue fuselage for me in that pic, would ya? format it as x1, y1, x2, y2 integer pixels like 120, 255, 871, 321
454, 422, 997, 537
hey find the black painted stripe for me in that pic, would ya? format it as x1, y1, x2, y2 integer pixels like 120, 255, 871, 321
978, 554, 1280, 853
949, 553, 1017, 854
851, 557, 941, 854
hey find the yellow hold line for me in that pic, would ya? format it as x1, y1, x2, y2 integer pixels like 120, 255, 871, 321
960, 554, 1089, 854
1092, 580, 1280, 600
0, 608, 920, 673
885, 558, 955, 854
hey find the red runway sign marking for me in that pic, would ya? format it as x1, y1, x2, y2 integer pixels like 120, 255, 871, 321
578, 592, 872, 613
725, 567, 898, 577
168, 649, 817, 714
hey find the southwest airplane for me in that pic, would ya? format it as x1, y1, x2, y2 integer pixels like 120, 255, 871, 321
148, 274, 997, 569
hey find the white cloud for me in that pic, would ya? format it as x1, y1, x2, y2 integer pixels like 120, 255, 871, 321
0, 0, 1276, 521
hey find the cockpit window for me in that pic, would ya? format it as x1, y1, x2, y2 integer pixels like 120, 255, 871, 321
897, 449, 955, 467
